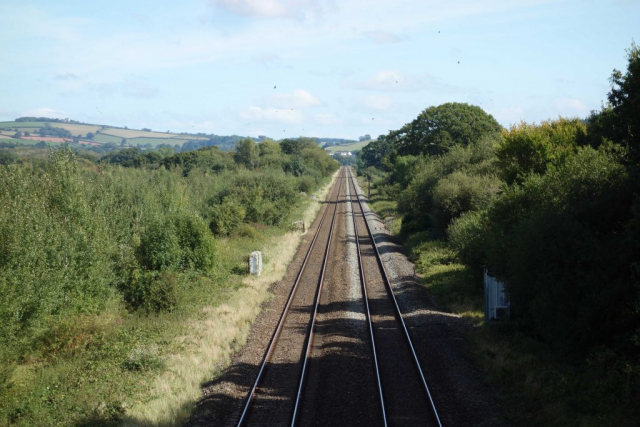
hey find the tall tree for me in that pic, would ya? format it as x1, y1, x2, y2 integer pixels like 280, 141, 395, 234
234, 138, 259, 169
397, 102, 502, 156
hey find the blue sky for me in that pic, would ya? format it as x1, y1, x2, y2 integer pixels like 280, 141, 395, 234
0, 0, 638, 139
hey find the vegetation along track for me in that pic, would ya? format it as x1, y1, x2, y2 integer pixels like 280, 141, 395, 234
237, 167, 442, 426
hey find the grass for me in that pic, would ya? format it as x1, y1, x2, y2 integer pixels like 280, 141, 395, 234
0, 121, 48, 129
325, 140, 371, 153
0, 137, 38, 145
101, 128, 206, 140
50, 123, 102, 136
3, 171, 338, 427
0, 122, 208, 147
93, 133, 124, 144
355, 174, 401, 234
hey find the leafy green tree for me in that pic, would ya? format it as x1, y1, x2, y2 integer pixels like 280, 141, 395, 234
234, 138, 259, 169
590, 43, 640, 164
0, 150, 17, 166
496, 118, 588, 184
280, 137, 316, 155
358, 135, 396, 169
257, 140, 286, 170
396, 102, 502, 156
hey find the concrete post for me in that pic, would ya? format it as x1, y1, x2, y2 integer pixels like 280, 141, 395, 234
249, 251, 263, 276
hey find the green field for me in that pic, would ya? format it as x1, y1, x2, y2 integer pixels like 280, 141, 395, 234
128, 137, 188, 146
51, 123, 102, 136
92, 133, 124, 144
325, 140, 371, 153
0, 137, 38, 145
0, 121, 209, 148
0, 121, 48, 129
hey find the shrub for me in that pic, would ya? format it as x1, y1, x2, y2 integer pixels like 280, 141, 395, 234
483, 147, 636, 351
174, 213, 217, 272
208, 200, 246, 235
448, 209, 490, 272
297, 175, 316, 193
138, 218, 182, 271
431, 172, 501, 237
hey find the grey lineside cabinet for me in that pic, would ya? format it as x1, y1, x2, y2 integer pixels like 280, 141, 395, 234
484, 269, 510, 322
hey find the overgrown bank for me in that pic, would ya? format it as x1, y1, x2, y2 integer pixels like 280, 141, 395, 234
357, 44, 640, 426
0, 138, 338, 426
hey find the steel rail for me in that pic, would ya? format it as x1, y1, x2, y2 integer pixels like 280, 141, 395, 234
237, 172, 344, 427
347, 173, 388, 427
290, 168, 343, 426
347, 168, 443, 427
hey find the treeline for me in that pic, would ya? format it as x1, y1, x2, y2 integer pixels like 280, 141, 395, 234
0, 137, 338, 409
15, 117, 81, 123
358, 45, 640, 357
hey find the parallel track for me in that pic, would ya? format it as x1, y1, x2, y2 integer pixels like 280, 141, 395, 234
237, 166, 443, 426
237, 171, 345, 426
347, 168, 443, 427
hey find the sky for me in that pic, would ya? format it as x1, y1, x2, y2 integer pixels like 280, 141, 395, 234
0, 0, 638, 140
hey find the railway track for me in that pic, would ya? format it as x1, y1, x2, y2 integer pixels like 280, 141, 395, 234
236, 167, 442, 426
346, 168, 442, 427
237, 170, 345, 426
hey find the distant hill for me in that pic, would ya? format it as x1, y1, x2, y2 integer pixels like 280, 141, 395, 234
0, 118, 361, 154
324, 140, 372, 153
0, 119, 253, 153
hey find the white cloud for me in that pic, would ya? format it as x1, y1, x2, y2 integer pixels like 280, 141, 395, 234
241, 106, 304, 123
349, 69, 465, 94
54, 73, 80, 81
364, 70, 404, 90
210, 0, 330, 19
492, 105, 526, 126
363, 95, 395, 111
363, 30, 404, 44
22, 108, 68, 119
552, 97, 590, 117
252, 53, 281, 66
122, 79, 161, 99
271, 89, 322, 108
314, 113, 343, 125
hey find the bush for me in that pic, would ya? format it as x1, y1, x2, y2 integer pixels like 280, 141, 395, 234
144, 271, 181, 313
297, 175, 316, 193
139, 218, 182, 271
448, 209, 490, 272
0, 150, 17, 166
208, 200, 246, 235
496, 118, 588, 184
431, 172, 501, 237
481, 147, 636, 352
175, 214, 217, 272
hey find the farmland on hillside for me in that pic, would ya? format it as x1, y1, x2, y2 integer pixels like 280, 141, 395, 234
325, 140, 371, 153
102, 127, 208, 140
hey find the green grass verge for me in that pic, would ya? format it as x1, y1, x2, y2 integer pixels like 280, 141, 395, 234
355, 174, 401, 234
